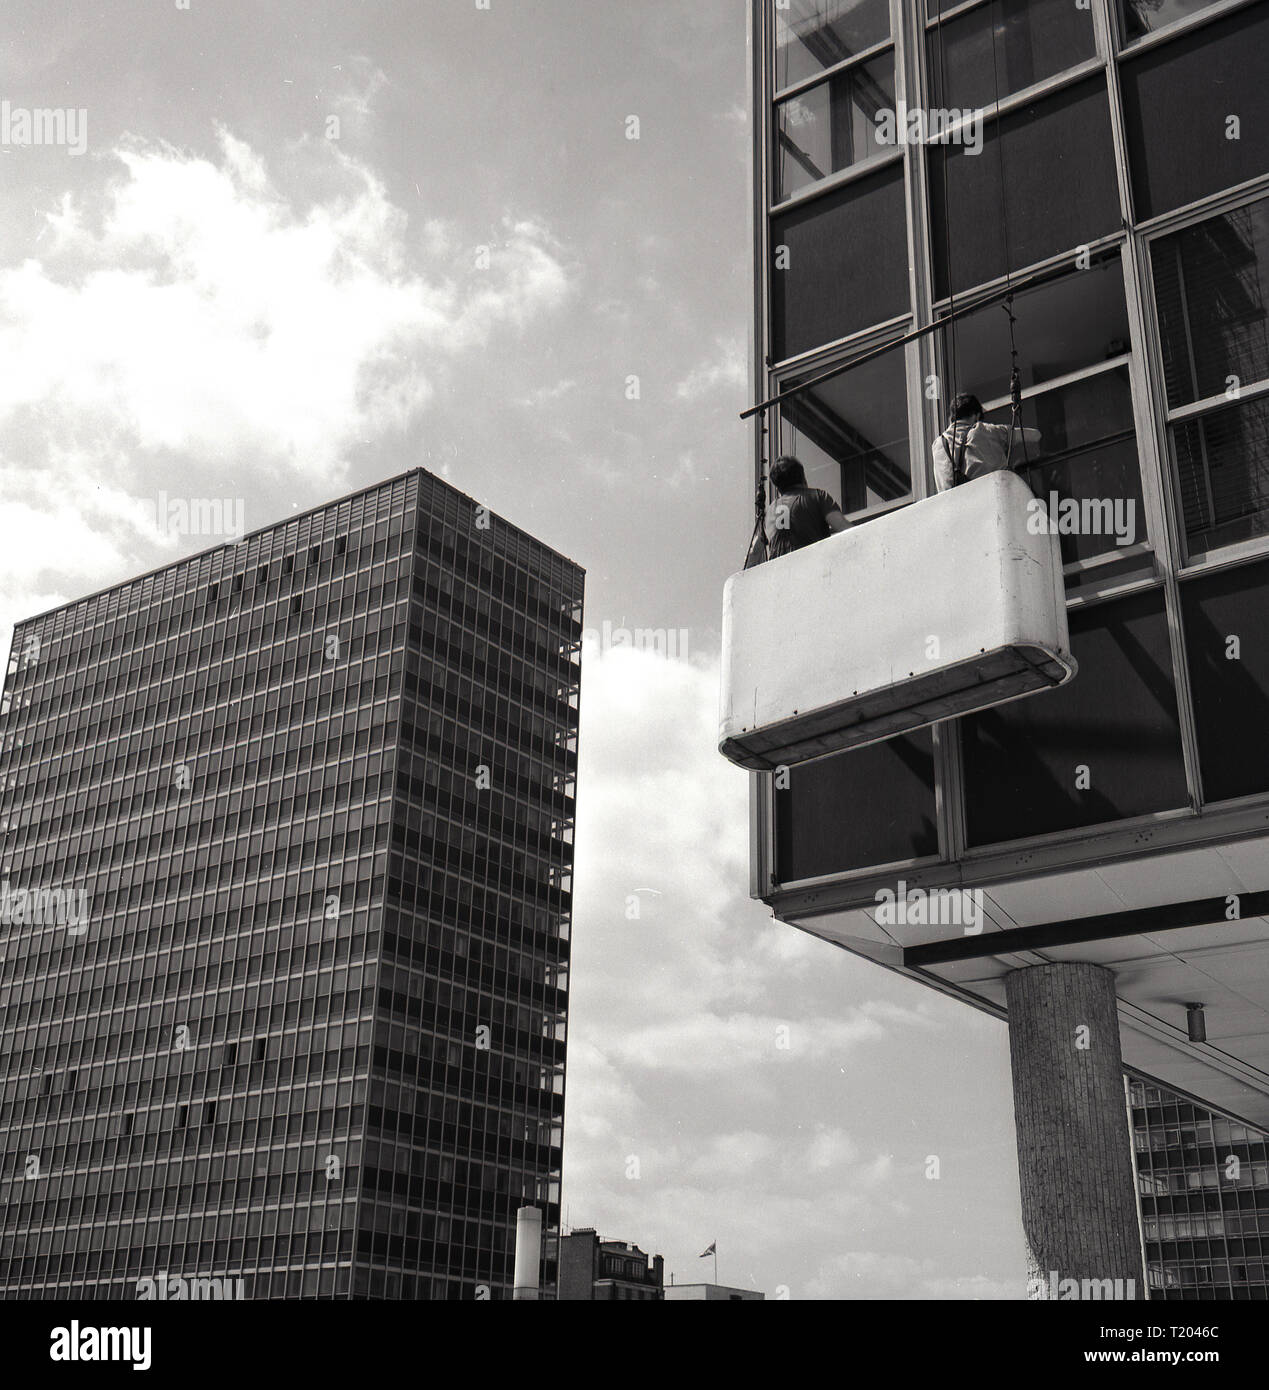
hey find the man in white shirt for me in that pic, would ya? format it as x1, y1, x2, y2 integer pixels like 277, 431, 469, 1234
932, 392, 1041, 493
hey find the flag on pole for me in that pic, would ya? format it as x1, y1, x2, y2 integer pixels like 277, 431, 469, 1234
699, 1242, 716, 1258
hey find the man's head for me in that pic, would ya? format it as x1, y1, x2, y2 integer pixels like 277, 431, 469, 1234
770, 455, 807, 493
950, 393, 983, 427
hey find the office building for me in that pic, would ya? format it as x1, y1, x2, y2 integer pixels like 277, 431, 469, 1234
0, 467, 583, 1299
1131, 1078, 1269, 1299
664, 1283, 764, 1301
739, 0, 1269, 1291
558, 1229, 665, 1301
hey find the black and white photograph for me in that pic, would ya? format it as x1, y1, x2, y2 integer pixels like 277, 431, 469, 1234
0, 0, 1266, 1372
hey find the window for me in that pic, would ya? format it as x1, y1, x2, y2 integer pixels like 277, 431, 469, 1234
1118, 0, 1237, 44
774, 0, 890, 92
1180, 558, 1269, 803
1119, 5, 1269, 221
775, 54, 895, 200
771, 163, 909, 360
1151, 196, 1269, 556
961, 588, 1188, 844
927, 0, 1097, 114
986, 370, 1147, 571
775, 729, 938, 880
941, 259, 1147, 576
940, 257, 1130, 404
929, 77, 1119, 300
778, 343, 912, 514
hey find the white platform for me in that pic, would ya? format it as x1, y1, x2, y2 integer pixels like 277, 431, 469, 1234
719, 471, 1076, 771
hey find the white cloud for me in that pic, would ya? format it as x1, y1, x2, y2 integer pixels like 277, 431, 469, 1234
675, 334, 746, 400
0, 127, 572, 649
805, 1252, 1023, 1301
563, 643, 1025, 1297
2, 130, 570, 474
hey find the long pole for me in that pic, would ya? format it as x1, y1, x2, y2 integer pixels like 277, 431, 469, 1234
739, 254, 1114, 422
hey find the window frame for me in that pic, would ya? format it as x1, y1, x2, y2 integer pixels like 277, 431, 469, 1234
922, 0, 1104, 124
1112, 0, 1259, 54
772, 318, 927, 523
1142, 186, 1269, 573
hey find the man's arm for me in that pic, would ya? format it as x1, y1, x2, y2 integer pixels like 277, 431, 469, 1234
825, 508, 849, 534
932, 439, 955, 493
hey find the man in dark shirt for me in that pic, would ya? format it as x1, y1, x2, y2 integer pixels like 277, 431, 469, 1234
764, 455, 850, 559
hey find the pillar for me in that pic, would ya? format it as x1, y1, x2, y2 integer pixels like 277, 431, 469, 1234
1005, 961, 1145, 1299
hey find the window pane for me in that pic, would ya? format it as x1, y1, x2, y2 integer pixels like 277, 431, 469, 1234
927, 0, 1096, 113
1180, 559, 1269, 803
986, 368, 1146, 566
1171, 395, 1269, 555
770, 163, 909, 361
775, 0, 891, 91
1151, 198, 1269, 411
962, 587, 1188, 845
775, 731, 938, 880
1119, 0, 1231, 43
929, 77, 1119, 299
780, 347, 911, 512
941, 257, 1129, 404
1120, 5, 1269, 222
776, 56, 895, 200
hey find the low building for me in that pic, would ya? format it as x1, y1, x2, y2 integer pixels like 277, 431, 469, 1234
558, 1229, 664, 1301
664, 1283, 763, 1301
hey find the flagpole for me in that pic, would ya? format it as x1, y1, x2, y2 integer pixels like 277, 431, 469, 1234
713, 1248, 718, 1285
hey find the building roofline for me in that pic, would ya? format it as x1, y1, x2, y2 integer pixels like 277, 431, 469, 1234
14, 465, 583, 632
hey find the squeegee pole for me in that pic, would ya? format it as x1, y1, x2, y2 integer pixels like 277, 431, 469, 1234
741, 256, 1095, 422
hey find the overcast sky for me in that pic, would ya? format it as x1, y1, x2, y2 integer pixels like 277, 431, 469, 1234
0, 0, 1027, 1297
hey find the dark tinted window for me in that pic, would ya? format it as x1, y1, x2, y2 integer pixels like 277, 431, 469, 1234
771, 163, 908, 360
929, 77, 1119, 300
927, 0, 1096, 113
776, 55, 895, 200
775, 732, 938, 880
1180, 559, 1269, 804
941, 257, 1129, 404
1120, 5, 1269, 222
962, 588, 1188, 844
1170, 396, 1269, 556
1119, 0, 1244, 44
779, 346, 911, 513
1152, 198, 1269, 410
775, 0, 891, 90
1152, 197, 1269, 555
988, 370, 1147, 567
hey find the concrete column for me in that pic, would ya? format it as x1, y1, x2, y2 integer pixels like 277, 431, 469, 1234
1004, 962, 1145, 1300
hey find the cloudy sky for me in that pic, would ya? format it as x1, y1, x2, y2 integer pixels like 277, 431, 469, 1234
0, 0, 1026, 1297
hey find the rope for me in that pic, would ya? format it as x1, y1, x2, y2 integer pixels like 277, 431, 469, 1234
989, 0, 1030, 474
934, 5, 957, 432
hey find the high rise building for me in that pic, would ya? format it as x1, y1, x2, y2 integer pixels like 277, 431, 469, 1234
0, 468, 583, 1299
735, 0, 1269, 1286
1130, 1077, 1269, 1300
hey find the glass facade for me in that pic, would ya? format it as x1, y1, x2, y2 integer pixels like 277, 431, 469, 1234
753, 0, 1269, 887
1129, 1078, 1269, 1299
0, 468, 583, 1299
